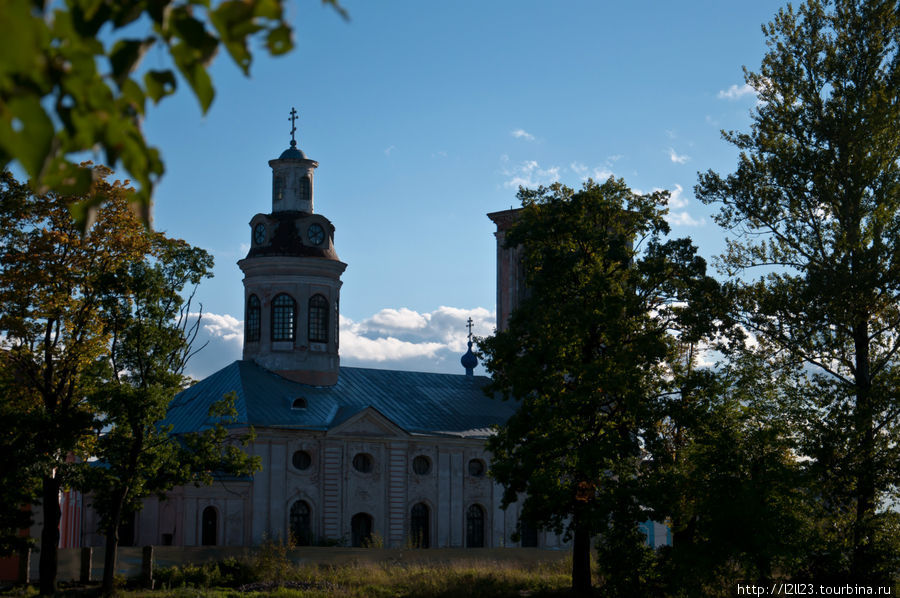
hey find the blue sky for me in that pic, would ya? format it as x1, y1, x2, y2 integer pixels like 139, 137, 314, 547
133, 0, 786, 379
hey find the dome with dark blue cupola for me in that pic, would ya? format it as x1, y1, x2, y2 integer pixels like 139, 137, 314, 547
461, 340, 478, 376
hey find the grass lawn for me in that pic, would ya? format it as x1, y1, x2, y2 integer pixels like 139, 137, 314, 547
0, 557, 581, 597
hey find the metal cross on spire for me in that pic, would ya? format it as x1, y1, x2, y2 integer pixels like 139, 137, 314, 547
288, 107, 299, 147
466, 317, 474, 341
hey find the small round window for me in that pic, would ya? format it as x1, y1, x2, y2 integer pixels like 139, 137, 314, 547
468, 459, 485, 478
352, 453, 373, 473
292, 450, 312, 471
412, 455, 431, 475
292, 397, 307, 409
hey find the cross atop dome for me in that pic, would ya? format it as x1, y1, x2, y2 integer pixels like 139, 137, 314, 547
289, 107, 299, 148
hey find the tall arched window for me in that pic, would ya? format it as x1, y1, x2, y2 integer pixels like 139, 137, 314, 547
351, 513, 373, 547
466, 504, 485, 548
246, 295, 260, 342
290, 500, 312, 546
201, 506, 217, 546
272, 294, 296, 341
410, 503, 429, 548
308, 294, 328, 343
299, 176, 311, 204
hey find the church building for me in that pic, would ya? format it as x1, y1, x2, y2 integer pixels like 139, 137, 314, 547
78, 114, 568, 551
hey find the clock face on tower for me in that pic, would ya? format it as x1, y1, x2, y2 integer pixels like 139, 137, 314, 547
307, 223, 325, 246
253, 223, 266, 245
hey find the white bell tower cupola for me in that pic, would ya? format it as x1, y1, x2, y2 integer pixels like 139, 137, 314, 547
269, 107, 318, 213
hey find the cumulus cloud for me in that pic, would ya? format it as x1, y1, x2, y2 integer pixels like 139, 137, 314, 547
667, 184, 689, 209
343, 306, 495, 359
182, 306, 497, 380
501, 158, 561, 189
668, 148, 690, 164
511, 129, 535, 141
569, 161, 618, 181
340, 305, 496, 372
182, 312, 244, 381
717, 83, 755, 100
666, 211, 704, 227
657, 184, 705, 227
195, 312, 243, 343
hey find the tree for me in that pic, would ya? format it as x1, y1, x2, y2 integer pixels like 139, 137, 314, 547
696, 0, 900, 583
0, 352, 44, 557
643, 351, 813, 596
0, 168, 150, 595
479, 179, 723, 595
82, 233, 259, 595
0, 0, 345, 226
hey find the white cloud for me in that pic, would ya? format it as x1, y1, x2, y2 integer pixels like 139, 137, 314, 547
384, 145, 396, 156
570, 159, 615, 183
666, 211, 704, 227
511, 129, 535, 141
655, 184, 705, 227
196, 312, 243, 344
183, 306, 498, 379
341, 306, 496, 371
668, 148, 690, 164
339, 327, 444, 362
501, 159, 561, 189
367, 307, 429, 331
717, 83, 755, 100
667, 184, 688, 209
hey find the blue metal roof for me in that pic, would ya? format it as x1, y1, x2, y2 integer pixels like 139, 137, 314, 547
166, 361, 517, 438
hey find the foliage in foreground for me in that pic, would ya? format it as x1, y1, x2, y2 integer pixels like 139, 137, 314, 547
0, 0, 346, 226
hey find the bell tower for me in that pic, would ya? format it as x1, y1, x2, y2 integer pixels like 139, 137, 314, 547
238, 108, 347, 385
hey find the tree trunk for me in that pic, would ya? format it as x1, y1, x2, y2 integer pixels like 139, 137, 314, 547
38, 474, 61, 596
102, 494, 125, 596
851, 319, 875, 582
572, 525, 592, 596
102, 524, 120, 595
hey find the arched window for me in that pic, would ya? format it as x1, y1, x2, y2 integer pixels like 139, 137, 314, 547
466, 504, 485, 548
272, 294, 296, 341
410, 503, 429, 548
290, 500, 312, 546
201, 506, 217, 546
351, 513, 373, 547
299, 176, 311, 204
273, 175, 284, 202
308, 294, 328, 343
246, 295, 260, 342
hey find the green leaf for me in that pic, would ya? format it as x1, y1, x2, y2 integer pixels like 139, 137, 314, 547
109, 38, 155, 87
171, 10, 218, 64
171, 42, 215, 113
144, 69, 176, 103
0, 0, 50, 78
0, 96, 54, 178
120, 78, 147, 115
266, 24, 292, 56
